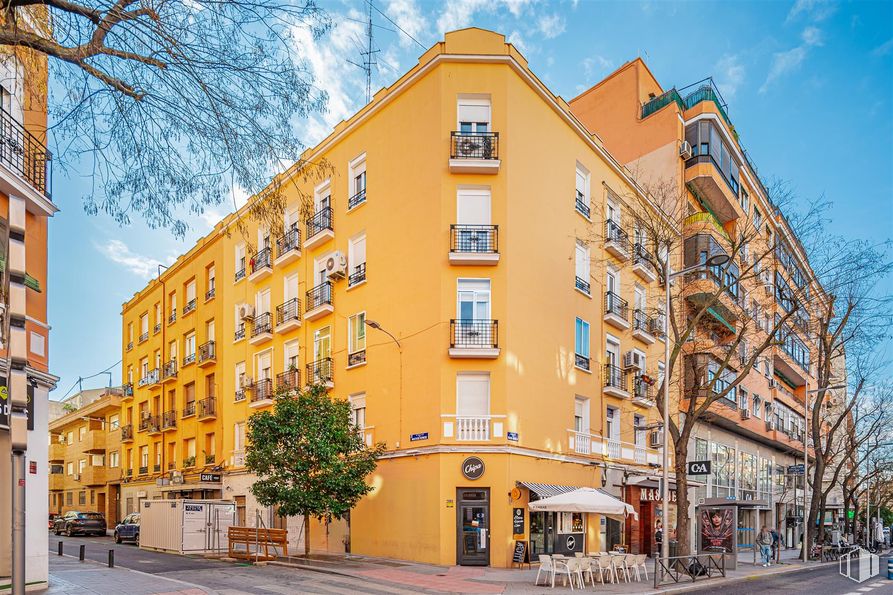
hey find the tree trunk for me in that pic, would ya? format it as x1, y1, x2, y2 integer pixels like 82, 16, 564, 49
806, 456, 824, 553
673, 439, 691, 557
304, 515, 311, 556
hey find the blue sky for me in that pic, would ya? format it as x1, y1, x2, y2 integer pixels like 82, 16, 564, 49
48, 0, 893, 399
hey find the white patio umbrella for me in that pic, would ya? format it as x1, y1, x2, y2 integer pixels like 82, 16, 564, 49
528, 487, 638, 522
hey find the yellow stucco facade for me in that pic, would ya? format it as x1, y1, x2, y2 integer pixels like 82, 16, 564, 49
120, 28, 673, 566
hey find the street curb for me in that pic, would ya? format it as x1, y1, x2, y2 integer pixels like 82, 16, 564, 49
657, 560, 843, 594
50, 550, 220, 594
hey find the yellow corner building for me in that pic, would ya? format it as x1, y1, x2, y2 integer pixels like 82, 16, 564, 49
120, 28, 675, 567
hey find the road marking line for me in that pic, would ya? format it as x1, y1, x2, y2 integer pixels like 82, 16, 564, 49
857, 588, 874, 592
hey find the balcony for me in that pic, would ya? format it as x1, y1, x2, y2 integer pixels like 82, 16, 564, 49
162, 410, 177, 430
685, 154, 739, 224
276, 369, 301, 392
0, 106, 53, 199
78, 466, 121, 486
127, 341, 133, 351
138, 368, 160, 387
449, 132, 500, 174
632, 378, 655, 407
162, 360, 178, 383
632, 310, 657, 345
49, 442, 65, 462
275, 228, 302, 266
304, 206, 334, 250
249, 378, 274, 408
306, 358, 334, 389
683, 211, 730, 242
449, 319, 499, 358
80, 431, 108, 453
605, 439, 622, 459
49, 473, 64, 491
234, 323, 246, 342
168, 311, 176, 325
122, 383, 133, 398
456, 416, 491, 441
249, 312, 273, 345
138, 415, 149, 432
182, 401, 196, 419
348, 262, 366, 287
603, 364, 631, 399
249, 247, 273, 282
138, 331, 149, 344
632, 243, 658, 283
121, 424, 134, 442
604, 291, 630, 330
182, 299, 196, 316
276, 298, 302, 332
234, 389, 246, 403
348, 188, 366, 210
198, 341, 216, 366
575, 191, 591, 219
348, 350, 366, 367
147, 415, 162, 435
197, 397, 217, 420
574, 353, 590, 372
154, 322, 161, 334
138, 466, 149, 476
449, 225, 499, 265
305, 281, 333, 321
604, 220, 630, 261
575, 275, 591, 296
205, 286, 216, 301
569, 430, 592, 455
182, 352, 196, 368
235, 266, 246, 283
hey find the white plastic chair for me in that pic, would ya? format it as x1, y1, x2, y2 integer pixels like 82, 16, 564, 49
596, 554, 616, 584
577, 556, 595, 585
633, 554, 649, 581
611, 554, 630, 582
535, 555, 555, 587
564, 557, 584, 589
623, 554, 638, 581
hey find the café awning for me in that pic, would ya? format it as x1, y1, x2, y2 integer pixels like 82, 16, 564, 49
528, 487, 638, 522
516, 481, 579, 499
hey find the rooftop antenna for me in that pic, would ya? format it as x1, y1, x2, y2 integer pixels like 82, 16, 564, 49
348, 1, 380, 104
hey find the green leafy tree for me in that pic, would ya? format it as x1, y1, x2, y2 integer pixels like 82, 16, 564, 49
246, 384, 383, 555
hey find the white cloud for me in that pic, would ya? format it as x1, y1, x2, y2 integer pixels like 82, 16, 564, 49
538, 13, 566, 39
801, 26, 824, 47
94, 239, 165, 279
384, 0, 428, 48
582, 55, 614, 79
871, 38, 893, 57
507, 30, 531, 55
714, 54, 745, 99
760, 46, 807, 94
787, 0, 837, 23
436, 0, 534, 34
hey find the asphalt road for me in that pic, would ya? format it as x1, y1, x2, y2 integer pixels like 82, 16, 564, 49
680, 556, 893, 595
48, 531, 230, 574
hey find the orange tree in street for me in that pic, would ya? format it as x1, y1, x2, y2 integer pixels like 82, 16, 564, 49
246, 383, 384, 555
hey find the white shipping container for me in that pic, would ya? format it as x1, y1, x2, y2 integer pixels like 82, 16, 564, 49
139, 499, 235, 554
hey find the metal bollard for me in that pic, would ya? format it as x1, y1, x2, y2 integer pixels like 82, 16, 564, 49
79, 544, 85, 561
887, 558, 892, 580
57, 541, 63, 556
108, 550, 114, 568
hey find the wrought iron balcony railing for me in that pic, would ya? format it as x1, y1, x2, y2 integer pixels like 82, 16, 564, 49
234, 323, 245, 341
276, 369, 300, 391
348, 263, 366, 287
450, 131, 499, 160
306, 358, 333, 385
633, 243, 656, 273
306, 205, 333, 239
575, 191, 590, 218
450, 319, 498, 350
162, 410, 177, 429
306, 281, 333, 312
0, 106, 52, 198
575, 276, 590, 294
121, 425, 133, 441
450, 224, 498, 254
605, 220, 630, 252
605, 291, 629, 320
162, 360, 177, 380
575, 353, 590, 371
251, 312, 272, 337
138, 332, 149, 343
197, 397, 216, 419
348, 350, 366, 366
182, 353, 196, 367
198, 340, 216, 363
276, 228, 301, 258
154, 323, 161, 334
205, 286, 216, 301
348, 188, 366, 210
251, 378, 274, 402
603, 363, 629, 392
183, 299, 196, 315
633, 309, 655, 335
276, 298, 301, 326
183, 401, 196, 418
251, 247, 272, 273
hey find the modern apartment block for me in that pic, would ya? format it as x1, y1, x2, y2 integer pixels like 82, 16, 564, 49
48, 388, 124, 523
119, 28, 674, 567
571, 59, 824, 552
0, 12, 59, 588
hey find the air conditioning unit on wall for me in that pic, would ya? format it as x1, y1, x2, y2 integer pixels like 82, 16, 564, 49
679, 140, 693, 160
649, 431, 663, 449
325, 251, 348, 280
623, 351, 644, 370
239, 303, 255, 320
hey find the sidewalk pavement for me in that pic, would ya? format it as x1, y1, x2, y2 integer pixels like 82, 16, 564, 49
45, 555, 212, 595
268, 548, 839, 594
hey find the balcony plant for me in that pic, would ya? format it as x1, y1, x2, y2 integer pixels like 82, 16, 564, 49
183, 456, 196, 468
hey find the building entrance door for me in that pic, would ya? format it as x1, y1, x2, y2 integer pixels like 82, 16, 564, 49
457, 488, 490, 566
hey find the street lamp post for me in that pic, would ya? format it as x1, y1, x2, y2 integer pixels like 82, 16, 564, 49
659, 249, 729, 577
802, 384, 845, 562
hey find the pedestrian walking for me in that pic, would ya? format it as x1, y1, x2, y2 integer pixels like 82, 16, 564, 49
758, 525, 773, 567
770, 527, 780, 562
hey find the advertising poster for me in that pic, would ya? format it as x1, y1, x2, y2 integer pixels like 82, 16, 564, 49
699, 507, 735, 553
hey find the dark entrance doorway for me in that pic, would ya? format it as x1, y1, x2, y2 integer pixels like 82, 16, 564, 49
456, 488, 489, 566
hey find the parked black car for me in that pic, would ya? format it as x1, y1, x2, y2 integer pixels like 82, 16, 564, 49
52, 511, 106, 536
114, 513, 140, 545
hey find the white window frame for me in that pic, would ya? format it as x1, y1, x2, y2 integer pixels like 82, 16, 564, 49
574, 396, 589, 433
456, 95, 491, 131
348, 153, 367, 209
575, 240, 590, 293
348, 312, 366, 355
349, 393, 367, 430
575, 163, 591, 219
456, 372, 490, 417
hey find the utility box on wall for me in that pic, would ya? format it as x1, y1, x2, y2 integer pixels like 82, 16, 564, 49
140, 499, 235, 554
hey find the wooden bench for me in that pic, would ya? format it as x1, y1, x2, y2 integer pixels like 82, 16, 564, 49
227, 526, 288, 561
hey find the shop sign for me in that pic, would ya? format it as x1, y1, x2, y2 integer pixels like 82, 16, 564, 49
686, 460, 711, 475
461, 456, 485, 480
566, 536, 576, 550
640, 487, 677, 502
29, 461, 36, 474
787, 464, 805, 475
0, 378, 34, 432
200, 473, 221, 482
507, 432, 519, 442
512, 508, 524, 534
410, 432, 429, 442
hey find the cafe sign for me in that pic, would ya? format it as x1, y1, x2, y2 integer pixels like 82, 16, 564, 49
640, 487, 677, 502
200, 473, 221, 482
461, 456, 485, 480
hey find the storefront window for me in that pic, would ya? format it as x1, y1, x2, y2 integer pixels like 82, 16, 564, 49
558, 512, 584, 533
739, 451, 756, 500
711, 442, 735, 498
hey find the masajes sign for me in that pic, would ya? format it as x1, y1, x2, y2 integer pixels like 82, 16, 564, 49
462, 457, 485, 480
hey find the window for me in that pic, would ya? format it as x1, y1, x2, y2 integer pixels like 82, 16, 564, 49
206, 265, 216, 297
185, 279, 196, 307
575, 164, 590, 218
707, 361, 737, 403
256, 288, 271, 316
348, 153, 367, 208
78, 426, 86, 441
753, 395, 761, 418
574, 318, 590, 366
140, 446, 148, 468
128, 323, 134, 343
140, 313, 149, 336
234, 421, 246, 452
79, 491, 86, 505
457, 279, 490, 321
185, 437, 196, 459
168, 291, 177, 318
575, 240, 590, 294
348, 234, 366, 285
605, 407, 620, 442
154, 303, 162, 328
695, 438, 708, 461
109, 451, 119, 468
558, 512, 584, 534
235, 362, 246, 394
739, 388, 748, 412
313, 327, 331, 362
574, 397, 589, 433
0, 57, 24, 123
185, 333, 196, 360
456, 373, 489, 417
349, 393, 366, 431
634, 414, 645, 449
168, 339, 177, 363
67, 462, 73, 476
235, 244, 246, 279
348, 312, 366, 355
457, 96, 490, 133
109, 414, 119, 430
66, 492, 72, 506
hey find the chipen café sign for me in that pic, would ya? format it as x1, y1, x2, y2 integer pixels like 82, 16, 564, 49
640, 487, 678, 502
